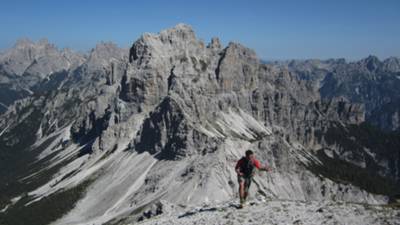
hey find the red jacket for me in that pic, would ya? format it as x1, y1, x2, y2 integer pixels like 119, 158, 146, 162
235, 157, 262, 171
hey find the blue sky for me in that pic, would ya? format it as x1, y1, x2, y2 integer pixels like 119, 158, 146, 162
0, 0, 399, 60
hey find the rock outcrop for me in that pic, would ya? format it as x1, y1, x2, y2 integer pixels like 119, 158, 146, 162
286, 56, 400, 132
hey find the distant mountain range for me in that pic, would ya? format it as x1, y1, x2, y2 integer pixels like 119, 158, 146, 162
0, 24, 399, 225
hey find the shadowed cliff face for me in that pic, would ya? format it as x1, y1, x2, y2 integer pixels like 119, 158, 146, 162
134, 96, 190, 159
0, 24, 399, 225
285, 56, 400, 132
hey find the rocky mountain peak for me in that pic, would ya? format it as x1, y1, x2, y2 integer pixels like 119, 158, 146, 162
86, 42, 127, 70
2, 38, 63, 75
14, 38, 35, 48
360, 55, 381, 72
225, 42, 258, 62
89, 42, 125, 59
207, 37, 222, 50
383, 56, 400, 72
13, 38, 54, 51
159, 23, 196, 42
129, 23, 204, 65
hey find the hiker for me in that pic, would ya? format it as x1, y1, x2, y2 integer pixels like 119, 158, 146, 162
235, 149, 271, 208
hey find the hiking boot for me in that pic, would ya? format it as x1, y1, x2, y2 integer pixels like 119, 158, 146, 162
239, 197, 246, 208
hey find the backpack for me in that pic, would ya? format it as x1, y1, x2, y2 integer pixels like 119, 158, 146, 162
239, 157, 255, 177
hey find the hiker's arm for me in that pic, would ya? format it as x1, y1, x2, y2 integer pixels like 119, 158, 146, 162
235, 160, 244, 176
236, 168, 243, 176
255, 160, 271, 172
261, 165, 272, 172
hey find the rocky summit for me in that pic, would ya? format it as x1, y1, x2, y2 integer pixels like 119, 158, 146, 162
0, 24, 399, 225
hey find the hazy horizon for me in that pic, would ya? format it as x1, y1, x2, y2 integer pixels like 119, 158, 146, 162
1, 0, 399, 60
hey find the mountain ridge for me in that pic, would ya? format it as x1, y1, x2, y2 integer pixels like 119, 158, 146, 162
0, 24, 399, 225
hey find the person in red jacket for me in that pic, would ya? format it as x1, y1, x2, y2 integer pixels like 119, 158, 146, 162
235, 149, 271, 208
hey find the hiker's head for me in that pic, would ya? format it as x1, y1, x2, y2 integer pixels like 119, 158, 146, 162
245, 150, 254, 160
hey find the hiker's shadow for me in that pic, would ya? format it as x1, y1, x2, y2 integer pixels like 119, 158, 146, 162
228, 203, 241, 209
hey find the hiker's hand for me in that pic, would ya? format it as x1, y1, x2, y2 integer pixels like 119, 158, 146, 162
263, 167, 272, 172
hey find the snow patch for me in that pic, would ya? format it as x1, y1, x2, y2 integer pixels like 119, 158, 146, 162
363, 147, 376, 158
0, 196, 23, 213
324, 149, 334, 158
0, 102, 8, 110
0, 124, 10, 137
22, 87, 33, 95
0, 205, 9, 213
